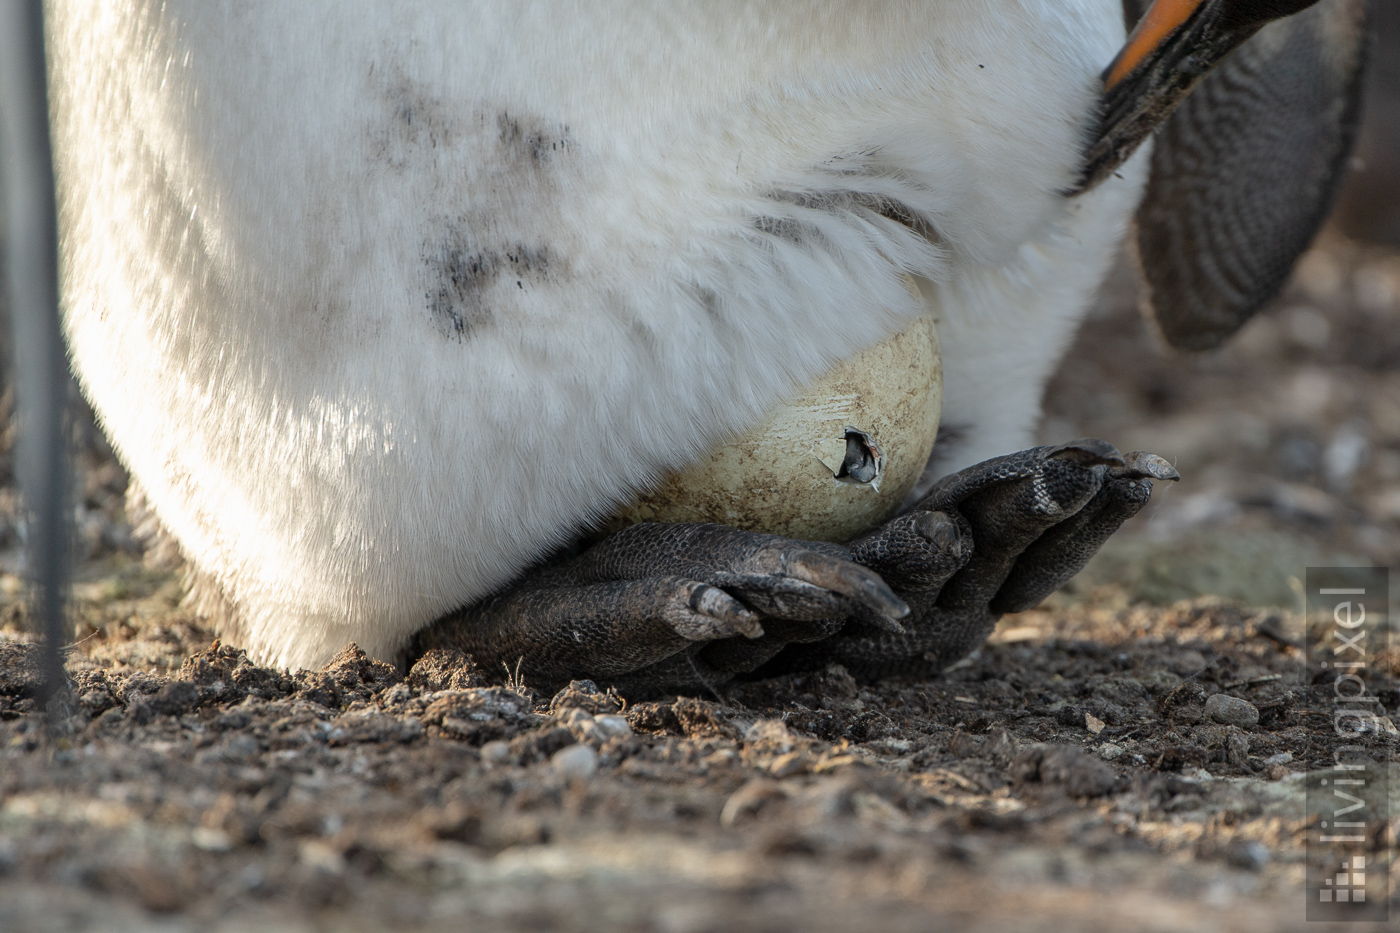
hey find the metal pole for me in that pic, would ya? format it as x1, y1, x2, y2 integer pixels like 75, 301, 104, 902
0, 0, 72, 717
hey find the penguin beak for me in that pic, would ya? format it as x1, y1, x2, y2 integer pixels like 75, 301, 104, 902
1102, 0, 1210, 93
1072, 0, 1320, 194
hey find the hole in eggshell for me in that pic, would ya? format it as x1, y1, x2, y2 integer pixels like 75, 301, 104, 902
833, 426, 883, 491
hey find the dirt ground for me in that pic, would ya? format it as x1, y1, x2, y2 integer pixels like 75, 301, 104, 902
6, 27, 1400, 930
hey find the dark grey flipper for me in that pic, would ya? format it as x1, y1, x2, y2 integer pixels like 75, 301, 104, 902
1135, 0, 1370, 349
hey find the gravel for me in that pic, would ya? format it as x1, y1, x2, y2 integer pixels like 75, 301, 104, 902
1204, 694, 1262, 728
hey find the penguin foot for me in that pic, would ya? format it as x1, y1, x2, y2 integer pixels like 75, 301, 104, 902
762, 440, 1178, 680
412, 522, 909, 694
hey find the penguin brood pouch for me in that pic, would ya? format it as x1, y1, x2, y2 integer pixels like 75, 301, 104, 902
47, 0, 1366, 695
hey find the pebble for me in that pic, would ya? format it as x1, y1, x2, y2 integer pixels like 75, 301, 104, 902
191, 827, 233, 852
222, 734, 260, 760
1225, 731, 1250, 766
1098, 743, 1125, 761
1263, 751, 1293, 767
592, 714, 632, 740
1204, 694, 1260, 728
550, 743, 599, 781
479, 740, 511, 765
299, 840, 347, 875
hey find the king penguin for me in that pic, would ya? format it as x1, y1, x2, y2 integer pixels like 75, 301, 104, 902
42, 0, 1367, 675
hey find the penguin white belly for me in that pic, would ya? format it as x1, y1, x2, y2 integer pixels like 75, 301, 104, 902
47, 0, 1145, 669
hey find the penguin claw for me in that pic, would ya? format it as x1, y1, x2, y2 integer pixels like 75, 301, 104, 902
1116, 451, 1180, 482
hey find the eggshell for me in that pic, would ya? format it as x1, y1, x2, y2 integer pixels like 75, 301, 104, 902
610, 277, 942, 543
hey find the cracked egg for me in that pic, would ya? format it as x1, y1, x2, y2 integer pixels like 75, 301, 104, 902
610, 276, 942, 543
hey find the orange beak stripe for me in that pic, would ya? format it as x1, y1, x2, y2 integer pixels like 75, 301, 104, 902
1104, 0, 1208, 89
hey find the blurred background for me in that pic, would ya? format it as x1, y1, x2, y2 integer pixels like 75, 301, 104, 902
2, 7, 1400, 627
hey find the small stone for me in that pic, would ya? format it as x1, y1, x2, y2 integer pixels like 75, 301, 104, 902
1098, 743, 1125, 761
592, 715, 632, 740
1225, 731, 1250, 766
558, 708, 592, 728
191, 827, 233, 852
511, 726, 575, 764
1159, 681, 1207, 724
744, 719, 793, 751
1204, 694, 1259, 728
549, 679, 623, 715
557, 708, 631, 746
550, 743, 599, 781
299, 840, 347, 875
1263, 751, 1293, 767
480, 740, 511, 765
1011, 743, 1121, 797
1084, 712, 1106, 734
222, 734, 260, 760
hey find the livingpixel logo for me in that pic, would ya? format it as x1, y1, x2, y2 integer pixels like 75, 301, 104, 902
1319, 855, 1368, 903
1304, 567, 1390, 922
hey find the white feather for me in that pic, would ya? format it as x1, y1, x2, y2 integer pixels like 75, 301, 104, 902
47, 0, 1149, 668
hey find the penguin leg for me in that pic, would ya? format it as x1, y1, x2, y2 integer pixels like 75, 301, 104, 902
764, 440, 1177, 680
413, 522, 908, 692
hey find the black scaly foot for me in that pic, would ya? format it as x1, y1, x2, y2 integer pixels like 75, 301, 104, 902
414, 522, 908, 692
415, 440, 1175, 694
765, 440, 1177, 680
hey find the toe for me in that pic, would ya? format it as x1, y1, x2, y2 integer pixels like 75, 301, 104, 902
921, 437, 1119, 514
933, 455, 1108, 614
989, 453, 1179, 613
779, 548, 910, 621
665, 579, 765, 641
1116, 451, 1180, 482
848, 510, 970, 592
912, 510, 963, 553
1047, 438, 1124, 467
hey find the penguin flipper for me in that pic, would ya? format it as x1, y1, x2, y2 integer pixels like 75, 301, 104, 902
1134, 0, 1369, 351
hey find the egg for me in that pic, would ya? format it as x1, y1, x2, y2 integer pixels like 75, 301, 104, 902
609, 276, 942, 543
